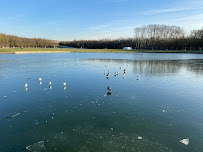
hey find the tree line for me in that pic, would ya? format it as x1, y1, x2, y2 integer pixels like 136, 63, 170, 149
59, 24, 203, 50
0, 34, 58, 48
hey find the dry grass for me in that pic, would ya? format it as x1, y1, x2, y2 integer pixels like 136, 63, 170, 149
0, 47, 203, 54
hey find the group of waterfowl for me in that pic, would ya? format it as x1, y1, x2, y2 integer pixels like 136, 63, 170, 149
105, 67, 130, 79
24, 66, 140, 93
104, 66, 141, 95
24, 78, 67, 90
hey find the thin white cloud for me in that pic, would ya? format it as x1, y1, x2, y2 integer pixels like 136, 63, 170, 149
79, 26, 134, 40
172, 14, 203, 30
90, 25, 108, 30
8, 14, 25, 20
143, 7, 203, 15
174, 14, 203, 21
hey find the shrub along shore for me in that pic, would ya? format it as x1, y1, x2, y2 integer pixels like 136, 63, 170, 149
0, 47, 203, 54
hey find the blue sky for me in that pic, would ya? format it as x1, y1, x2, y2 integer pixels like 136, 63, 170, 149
0, 0, 203, 40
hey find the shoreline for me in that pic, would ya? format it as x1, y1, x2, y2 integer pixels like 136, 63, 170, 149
0, 48, 203, 54
0, 51, 71, 54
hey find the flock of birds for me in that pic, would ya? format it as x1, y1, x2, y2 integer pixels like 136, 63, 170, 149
104, 66, 141, 94
24, 78, 67, 90
24, 66, 141, 93
104, 67, 140, 79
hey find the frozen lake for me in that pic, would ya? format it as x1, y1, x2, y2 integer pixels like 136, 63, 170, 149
0, 52, 203, 152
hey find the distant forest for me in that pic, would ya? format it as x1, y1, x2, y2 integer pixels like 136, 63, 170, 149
0, 34, 57, 48
60, 24, 203, 50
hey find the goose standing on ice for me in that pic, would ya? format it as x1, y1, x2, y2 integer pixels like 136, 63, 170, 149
25, 83, 28, 91
49, 82, 52, 89
137, 75, 140, 80
63, 83, 67, 90
123, 73, 126, 79
39, 78, 42, 85
107, 86, 112, 95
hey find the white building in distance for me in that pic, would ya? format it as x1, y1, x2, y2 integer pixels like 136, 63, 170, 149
123, 47, 132, 50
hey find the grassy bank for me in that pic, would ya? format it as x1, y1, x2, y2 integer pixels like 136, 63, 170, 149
0, 48, 70, 54
0, 47, 203, 54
